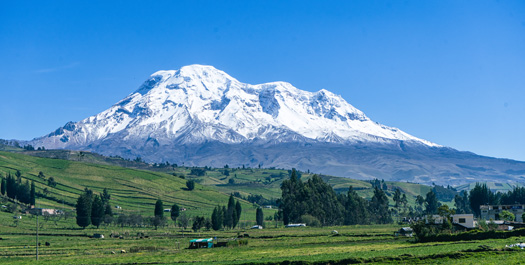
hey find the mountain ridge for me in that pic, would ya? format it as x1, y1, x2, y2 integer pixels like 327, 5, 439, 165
27, 65, 525, 185
30, 64, 437, 148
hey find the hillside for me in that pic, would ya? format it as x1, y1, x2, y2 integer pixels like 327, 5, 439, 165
13, 149, 441, 196
0, 151, 268, 219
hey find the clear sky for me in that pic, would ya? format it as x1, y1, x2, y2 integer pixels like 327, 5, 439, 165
1, 1, 524, 161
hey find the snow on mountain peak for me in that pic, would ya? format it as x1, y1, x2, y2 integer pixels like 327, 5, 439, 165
33, 65, 440, 148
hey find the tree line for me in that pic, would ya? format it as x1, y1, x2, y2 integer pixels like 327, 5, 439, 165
279, 169, 392, 226
76, 188, 113, 228
1, 171, 36, 206
210, 194, 242, 230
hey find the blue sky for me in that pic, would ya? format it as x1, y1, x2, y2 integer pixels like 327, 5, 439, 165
1, 0, 524, 161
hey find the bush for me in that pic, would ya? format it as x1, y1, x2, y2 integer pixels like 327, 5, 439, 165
414, 227, 525, 243
300, 214, 321, 227
186, 180, 195, 191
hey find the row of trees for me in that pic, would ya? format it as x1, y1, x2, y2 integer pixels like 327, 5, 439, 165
1, 171, 36, 206
211, 195, 242, 230
279, 169, 393, 226
76, 188, 113, 228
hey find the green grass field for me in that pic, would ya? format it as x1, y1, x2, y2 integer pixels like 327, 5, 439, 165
1, 213, 525, 265
0, 151, 275, 220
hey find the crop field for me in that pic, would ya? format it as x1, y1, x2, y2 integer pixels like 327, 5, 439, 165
1, 214, 525, 265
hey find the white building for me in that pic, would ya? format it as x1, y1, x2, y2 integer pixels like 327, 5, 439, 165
480, 205, 525, 222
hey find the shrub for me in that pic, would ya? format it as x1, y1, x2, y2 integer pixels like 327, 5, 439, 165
300, 214, 321, 227
186, 180, 195, 191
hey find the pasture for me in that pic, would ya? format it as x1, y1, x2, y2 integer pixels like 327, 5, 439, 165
1, 212, 524, 265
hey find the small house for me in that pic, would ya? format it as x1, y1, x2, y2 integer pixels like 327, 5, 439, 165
189, 238, 213, 249
452, 214, 476, 229
29, 208, 59, 216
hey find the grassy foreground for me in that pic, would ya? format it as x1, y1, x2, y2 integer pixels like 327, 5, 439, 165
1, 219, 525, 265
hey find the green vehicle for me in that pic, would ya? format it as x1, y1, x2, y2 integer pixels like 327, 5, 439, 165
189, 238, 213, 249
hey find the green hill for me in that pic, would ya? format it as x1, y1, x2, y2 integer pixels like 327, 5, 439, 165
0, 151, 267, 219
1, 148, 443, 217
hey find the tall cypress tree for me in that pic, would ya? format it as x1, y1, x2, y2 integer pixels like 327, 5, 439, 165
256, 207, 264, 226
18, 180, 30, 204
171, 203, 180, 224
6, 173, 15, 199
76, 192, 93, 228
1, 177, 6, 196
154, 199, 164, 217
219, 206, 227, 228
104, 203, 113, 216
235, 200, 242, 224
211, 206, 222, 230
30, 181, 36, 206
91, 195, 104, 228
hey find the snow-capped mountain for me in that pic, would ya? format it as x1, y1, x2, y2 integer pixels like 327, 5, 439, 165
29, 65, 525, 185
33, 65, 436, 148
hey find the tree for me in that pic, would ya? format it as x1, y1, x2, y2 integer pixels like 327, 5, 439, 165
224, 194, 236, 229
211, 206, 222, 230
105, 203, 113, 216
500, 210, 515, 221
469, 183, 495, 217
393, 188, 401, 208
171, 203, 180, 224
30, 181, 36, 206
91, 195, 104, 228
437, 204, 452, 217
256, 207, 264, 226
344, 186, 369, 225
235, 201, 242, 225
76, 191, 93, 228
370, 187, 392, 224
221, 206, 227, 228
186, 180, 195, 191
104, 203, 113, 226
152, 216, 166, 230
1, 177, 5, 196
47, 177, 57, 188
400, 194, 408, 212
6, 173, 16, 199
154, 199, 164, 218
425, 190, 439, 215
454, 191, 471, 214
101, 188, 111, 204
192, 216, 206, 232
18, 180, 30, 204
178, 213, 190, 230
